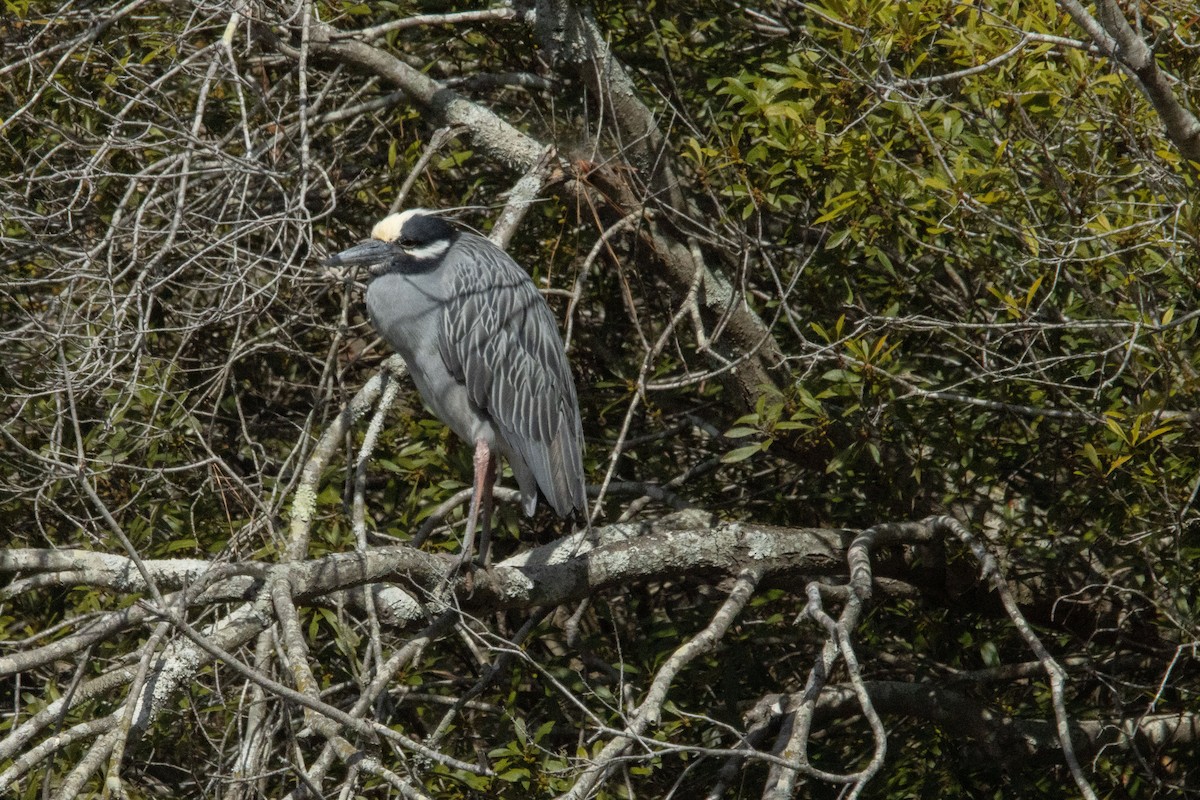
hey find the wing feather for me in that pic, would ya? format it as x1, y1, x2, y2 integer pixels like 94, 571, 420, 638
437, 234, 585, 517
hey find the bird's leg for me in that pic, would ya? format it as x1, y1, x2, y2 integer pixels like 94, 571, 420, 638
476, 451, 496, 567
452, 438, 496, 576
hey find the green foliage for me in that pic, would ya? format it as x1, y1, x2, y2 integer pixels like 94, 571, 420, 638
2, 0, 1198, 796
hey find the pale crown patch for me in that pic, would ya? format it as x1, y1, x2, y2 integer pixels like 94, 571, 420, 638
371, 208, 432, 243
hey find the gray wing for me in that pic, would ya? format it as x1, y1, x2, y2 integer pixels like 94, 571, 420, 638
437, 233, 586, 518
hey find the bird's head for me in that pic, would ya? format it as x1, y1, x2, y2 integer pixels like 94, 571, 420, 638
322, 209, 458, 276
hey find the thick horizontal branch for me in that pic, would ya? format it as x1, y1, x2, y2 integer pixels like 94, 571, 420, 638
278, 511, 856, 612
0, 512, 858, 619
0, 513, 945, 684
0, 549, 240, 595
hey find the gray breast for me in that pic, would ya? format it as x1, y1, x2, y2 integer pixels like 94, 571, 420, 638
366, 270, 489, 447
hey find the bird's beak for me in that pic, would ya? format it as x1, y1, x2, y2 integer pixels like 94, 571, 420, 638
321, 239, 394, 268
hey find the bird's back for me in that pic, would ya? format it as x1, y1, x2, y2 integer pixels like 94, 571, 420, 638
438, 233, 586, 519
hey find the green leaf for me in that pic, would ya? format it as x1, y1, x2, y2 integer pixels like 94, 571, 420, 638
498, 768, 531, 782
724, 426, 759, 438
722, 443, 764, 463
814, 190, 860, 223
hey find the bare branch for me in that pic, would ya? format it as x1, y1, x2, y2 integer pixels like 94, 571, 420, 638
1057, 0, 1200, 160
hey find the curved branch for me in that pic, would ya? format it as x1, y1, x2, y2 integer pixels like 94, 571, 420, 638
528, 0, 789, 405
1057, 0, 1200, 161
297, 21, 544, 170
561, 566, 764, 800
816, 682, 1200, 760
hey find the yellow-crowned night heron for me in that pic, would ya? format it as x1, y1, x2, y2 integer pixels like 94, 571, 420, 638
323, 209, 586, 567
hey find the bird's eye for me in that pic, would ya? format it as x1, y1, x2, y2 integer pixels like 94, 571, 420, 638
399, 237, 417, 247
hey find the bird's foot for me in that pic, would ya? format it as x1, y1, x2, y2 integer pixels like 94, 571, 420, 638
444, 552, 484, 596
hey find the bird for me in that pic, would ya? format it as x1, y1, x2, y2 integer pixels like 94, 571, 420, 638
323, 208, 587, 570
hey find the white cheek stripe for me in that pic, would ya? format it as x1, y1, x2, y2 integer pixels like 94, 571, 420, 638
406, 239, 451, 261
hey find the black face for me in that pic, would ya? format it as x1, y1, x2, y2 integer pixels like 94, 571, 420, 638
393, 213, 457, 251
381, 213, 458, 276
